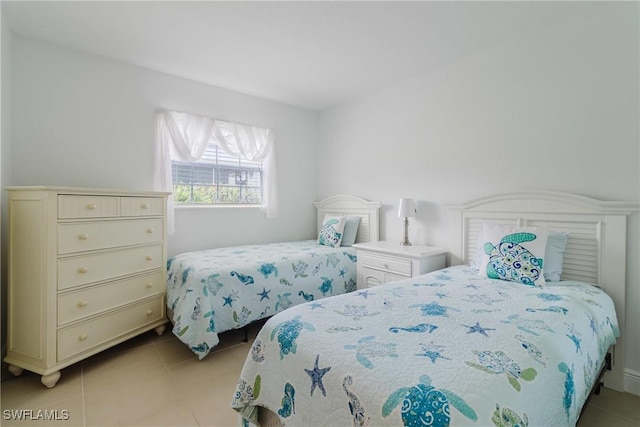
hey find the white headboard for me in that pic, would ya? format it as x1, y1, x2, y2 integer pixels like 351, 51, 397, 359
448, 191, 638, 392
313, 195, 381, 244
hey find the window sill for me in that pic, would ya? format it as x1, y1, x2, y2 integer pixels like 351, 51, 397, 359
174, 204, 261, 210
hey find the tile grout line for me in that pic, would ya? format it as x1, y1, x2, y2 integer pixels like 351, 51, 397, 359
151, 335, 201, 426
588, 402, 640, 425
152, 333, 255, 426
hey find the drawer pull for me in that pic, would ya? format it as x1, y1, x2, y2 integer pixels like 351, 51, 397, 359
78, 300, 88, 307
146, 283, 154, 289
78, 233, 89, 240
141, 203, 149, 209
78, 334, 88, 341
86, 204, 97, 210
146, 309, 154, 316
146, 255, 153, 261
78, 267, 88, 274
146, 228, 154, 234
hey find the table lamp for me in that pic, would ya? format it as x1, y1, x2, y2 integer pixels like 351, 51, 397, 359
398, 198, 416, 246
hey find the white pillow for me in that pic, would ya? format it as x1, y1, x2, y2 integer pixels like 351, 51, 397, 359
544, 231, 569, 282
318, 215, 347, 248
475, 223, 549, 287
341, 216, 361, 247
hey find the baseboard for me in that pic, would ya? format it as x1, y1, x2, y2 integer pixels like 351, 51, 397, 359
624, 369, 640, 396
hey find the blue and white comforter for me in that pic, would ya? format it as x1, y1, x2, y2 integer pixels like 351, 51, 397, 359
232, 265, 618, 426
167, 240, 357, 359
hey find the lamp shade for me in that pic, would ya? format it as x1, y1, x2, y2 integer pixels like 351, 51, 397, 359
398, 198, 416, 218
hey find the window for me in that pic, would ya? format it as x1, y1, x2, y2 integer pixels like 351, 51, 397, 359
155, 109, 277, 234
171, 142, 263, 205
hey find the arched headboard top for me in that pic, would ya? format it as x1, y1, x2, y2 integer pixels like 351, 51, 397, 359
447, 190, 638, 215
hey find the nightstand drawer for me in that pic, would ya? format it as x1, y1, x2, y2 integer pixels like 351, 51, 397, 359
358, 252, 412, 275
361, 266, 407, 288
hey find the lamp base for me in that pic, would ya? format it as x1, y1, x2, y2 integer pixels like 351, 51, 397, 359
400, 217, 412, 246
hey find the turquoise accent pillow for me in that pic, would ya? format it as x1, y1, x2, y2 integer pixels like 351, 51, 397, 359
341, 216, 361, 247
477, 224, 549, 287
544, 232, 569, 282
318, 215, 346, 248
471, 226, 569, 284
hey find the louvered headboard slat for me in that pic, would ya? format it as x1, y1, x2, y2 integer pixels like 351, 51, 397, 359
526, 217, 600, 283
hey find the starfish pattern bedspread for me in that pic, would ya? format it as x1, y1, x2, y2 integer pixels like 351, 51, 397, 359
232, 265, 618, 426
167, 240, 358, 359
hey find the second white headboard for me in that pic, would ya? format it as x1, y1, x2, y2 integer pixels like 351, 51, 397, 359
313, 195, 381, 244
447, 190, 638, 392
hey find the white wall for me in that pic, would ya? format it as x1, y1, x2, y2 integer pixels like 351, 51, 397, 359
10, 36, 319, 257
318, 3, 640, 392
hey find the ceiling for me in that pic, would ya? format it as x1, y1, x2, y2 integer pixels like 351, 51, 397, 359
2, 1, 585, 111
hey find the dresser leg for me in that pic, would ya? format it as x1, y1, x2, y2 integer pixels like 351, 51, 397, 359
7, 364, 23, 377
154, 324, 167, 336
41, 371, 61, 388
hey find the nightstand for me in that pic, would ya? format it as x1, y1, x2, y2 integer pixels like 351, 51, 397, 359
353, 241, 447, 289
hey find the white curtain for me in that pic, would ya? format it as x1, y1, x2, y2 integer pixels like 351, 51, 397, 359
154, 110, 278, 234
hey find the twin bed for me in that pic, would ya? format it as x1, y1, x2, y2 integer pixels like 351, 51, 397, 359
166, 195, 381, 359
227, 191, 635, 427
232, 266, 617, 426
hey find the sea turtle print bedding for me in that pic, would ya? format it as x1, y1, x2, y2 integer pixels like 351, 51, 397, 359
167, 240, 358, 359
231, 265, 618, 426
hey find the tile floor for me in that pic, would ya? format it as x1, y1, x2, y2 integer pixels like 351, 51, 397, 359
1, 323, 639, 426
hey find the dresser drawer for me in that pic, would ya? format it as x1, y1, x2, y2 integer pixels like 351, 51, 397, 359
58, 219, 164, 254
58, 244, 164, 290
358, 252, 412, 275
121, 197, 164, 217
58, 270, 165, 325
57, 296, 165, 361
58, 196, 120, 219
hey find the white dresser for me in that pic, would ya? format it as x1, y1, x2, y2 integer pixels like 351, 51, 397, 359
353, 241, 448, 289
5, 187, 170, 387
